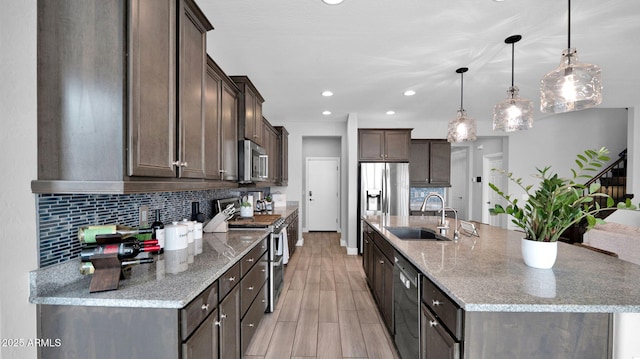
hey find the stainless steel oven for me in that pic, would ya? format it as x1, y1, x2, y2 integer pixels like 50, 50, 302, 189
238, 140, 268, 184
268, 218, 286, 312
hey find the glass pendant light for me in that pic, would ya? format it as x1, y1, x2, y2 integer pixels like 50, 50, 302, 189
493, 35, 533, 132
540, 0, 602, 113
447, 67, 477, 142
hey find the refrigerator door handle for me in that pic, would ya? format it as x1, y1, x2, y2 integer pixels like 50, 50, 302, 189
383, 166, 389, 214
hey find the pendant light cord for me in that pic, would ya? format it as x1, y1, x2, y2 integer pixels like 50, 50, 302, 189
460, 72, 464, 110
511, 42, 515, 87
567, 0, 571, 49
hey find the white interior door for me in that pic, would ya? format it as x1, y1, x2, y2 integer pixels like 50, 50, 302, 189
482, 153, 506, 227
448, 148, 469, 220
306, 157, 340, 231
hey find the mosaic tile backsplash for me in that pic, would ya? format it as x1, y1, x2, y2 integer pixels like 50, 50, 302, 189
37, 188, 270, 268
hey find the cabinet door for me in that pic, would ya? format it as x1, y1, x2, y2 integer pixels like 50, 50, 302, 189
128, 0, 177, 178
243, 88, 256, 142
254, 102, 264, 146
410, 140, 431, 184
372, 244, 385, 308
178, 0, 211, 179
384, 130, 411, 161
382, 257, 394, 332
429, 141, 451, 186
359, 130, 385, 161
182, 308, 219, 359
220, 82, 238, 181
204, 60, 222, 180
219, 285, 240, 359
421, 304, 460, 359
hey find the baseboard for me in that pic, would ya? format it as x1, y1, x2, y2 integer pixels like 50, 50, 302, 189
346, 247, 358, 255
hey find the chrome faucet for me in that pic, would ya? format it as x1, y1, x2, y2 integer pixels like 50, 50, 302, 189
444, 207, 460, 241
420, 192, 448, 233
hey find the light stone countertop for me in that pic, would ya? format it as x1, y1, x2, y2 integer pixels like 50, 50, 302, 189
29, 229, 270, 309
30, 202, 300, 309
363, 215, 640, 313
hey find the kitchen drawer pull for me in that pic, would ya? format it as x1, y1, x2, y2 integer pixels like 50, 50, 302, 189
214, 321, 221, 327
201, 303, 209, 311
261, 269, 266, 273
248, 286, 254, 291
248, 323, 255, 328
228, 276, 235, 282
432, 299, 442, 306
247, 258, 254, 263
379, 260, 384, 264
429, 320, 438, 327
220, 313, 227, 320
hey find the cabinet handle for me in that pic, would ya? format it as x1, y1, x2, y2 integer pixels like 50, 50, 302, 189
201, 303, 209, 311
429, 320, 438, 327
181, 161, 188, 167
261, 269, 266, 273
379, 260, 384, 265
214, 320, 222, 327
247, 258, 254, 263
248, 286, 254, 291
228, 276, 235, 282
248, 323, 255, 328
432, 299, 441, 306
220, 313, 227, 320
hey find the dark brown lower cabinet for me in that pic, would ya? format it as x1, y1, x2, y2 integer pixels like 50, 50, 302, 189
219, 281, 240, 359
363, 226, 394, 333
183, 308, 219, 358
421, 303, 459, 359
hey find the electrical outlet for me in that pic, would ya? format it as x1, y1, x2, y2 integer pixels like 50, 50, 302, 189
139, 205, 149, 227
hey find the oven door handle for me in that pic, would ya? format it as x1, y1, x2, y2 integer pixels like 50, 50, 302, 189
273, 255, 284, 266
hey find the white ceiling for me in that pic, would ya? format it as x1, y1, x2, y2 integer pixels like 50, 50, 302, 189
198, 0, 640, 128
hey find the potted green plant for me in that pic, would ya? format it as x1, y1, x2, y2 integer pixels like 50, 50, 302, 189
489, 147, 636, 269
240, 199, 253, 218
264, 195, 273, 211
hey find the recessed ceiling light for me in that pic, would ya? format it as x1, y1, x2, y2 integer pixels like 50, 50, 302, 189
403, 90, 416, 96
322, 0, 344, 4
322, 111, 332, 115
386, 111, 395, 115
322, 90, 334, 97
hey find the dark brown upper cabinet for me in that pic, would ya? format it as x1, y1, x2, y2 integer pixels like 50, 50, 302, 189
205, 56, 239, 183
274, 126, 289, 186
231, 76, 265, 147
358, 129, 412, 162
34, 0, 224, 194
410, 139, 451, 187
178, 0, 214, 179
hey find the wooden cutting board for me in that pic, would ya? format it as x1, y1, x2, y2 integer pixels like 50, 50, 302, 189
228, 214, 282, 227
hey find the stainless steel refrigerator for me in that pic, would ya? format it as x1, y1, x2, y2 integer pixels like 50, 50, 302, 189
358, 162, 410, 252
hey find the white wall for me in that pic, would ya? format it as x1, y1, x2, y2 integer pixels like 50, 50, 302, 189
0, 2, 38, 359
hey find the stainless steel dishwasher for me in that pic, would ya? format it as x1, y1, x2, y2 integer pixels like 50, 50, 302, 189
393, 252, 421, 359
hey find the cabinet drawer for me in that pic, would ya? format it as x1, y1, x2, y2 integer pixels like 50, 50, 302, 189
422, 276, 463, 341
372, 231, 394, 262
241, 282, 268, 355
181, 281, 218, 340
219, 261, 240, 301
241, 237, 268, 276
241, 252, 269, 316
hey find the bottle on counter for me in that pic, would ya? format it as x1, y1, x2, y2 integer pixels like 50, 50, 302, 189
151, 209, 165, 251
79, 257, 155, 275
80, 239, 161, 262
191, 202, 206, 223
78, 224, 153, 244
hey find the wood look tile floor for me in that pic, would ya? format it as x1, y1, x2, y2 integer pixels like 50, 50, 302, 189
244, 232, 401, 359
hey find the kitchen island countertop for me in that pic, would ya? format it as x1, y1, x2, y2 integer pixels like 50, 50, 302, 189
363, 215, 640, 313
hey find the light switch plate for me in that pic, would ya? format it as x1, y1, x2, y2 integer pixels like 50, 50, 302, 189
139, 205, 149, 227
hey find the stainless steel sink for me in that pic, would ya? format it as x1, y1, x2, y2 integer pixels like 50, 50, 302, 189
384, 226, 451, 241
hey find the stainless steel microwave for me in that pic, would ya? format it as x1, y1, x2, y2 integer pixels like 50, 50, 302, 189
238, 140, 268, 183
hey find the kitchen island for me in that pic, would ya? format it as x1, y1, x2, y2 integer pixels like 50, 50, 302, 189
363, 215, 640, 358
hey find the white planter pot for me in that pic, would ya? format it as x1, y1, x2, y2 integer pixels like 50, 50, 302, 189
521, 238, 558, 269
240, 206, 253, 218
